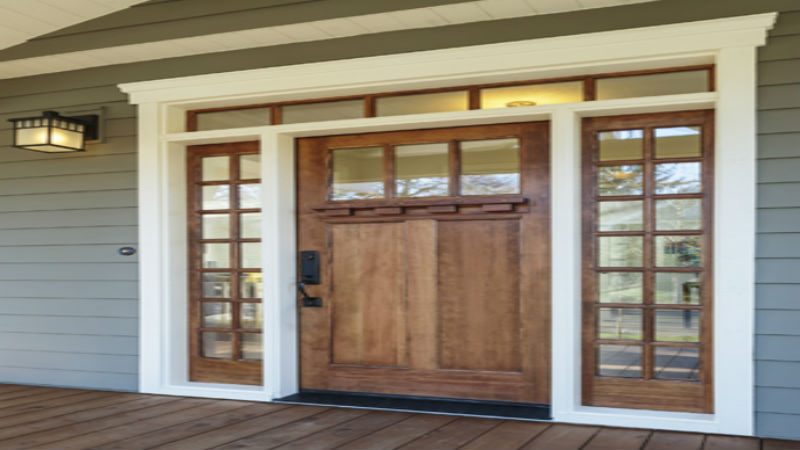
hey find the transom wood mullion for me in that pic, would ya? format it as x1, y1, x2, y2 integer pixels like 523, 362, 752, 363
448, 140, 460, 197
384, 144, 395, 199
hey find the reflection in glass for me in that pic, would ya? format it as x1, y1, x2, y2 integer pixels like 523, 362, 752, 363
395, 143, 449, 197
202, 332, 232, 358
598, 130, 643, 161
240, 213, 261, 239
599, 201, 643, 231
597, 344, 642, 378
598, 236, 642, 267
655, 309, 700, 342
598, 308, 643, 340
202, 214, 229, 239
597, 165, 643, 196
202, 185, 230, 210
655, 126, 701, 159
331, 147, 384, 200
241, 333, 262, 360
240, 272, 262, 299
202, 273, 231, 298
654, 346, 700, 381
655, 236, 701, 267
241, 242, 261, 268
238, 184, 261, 209
202, 156, 229, 181
596, 70, 709, 100
240, 303, 262, 329
195, 108, 270, 131
480, 81, 583, 109
239, 154, 261, 179
281, 99, 364, 124
203, 243, 230, 268
460, 138, 520, 195
599, 272, 643, 304
655, 272, 701, 305
655, 162, 701, 194
376, 91, 468, 116
202, 302, 232, 328
656, 199, 702, 230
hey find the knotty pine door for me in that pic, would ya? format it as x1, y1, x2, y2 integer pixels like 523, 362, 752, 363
296, 122, 551, 403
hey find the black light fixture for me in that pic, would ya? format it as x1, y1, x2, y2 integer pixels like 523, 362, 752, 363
8, 110, 99, 153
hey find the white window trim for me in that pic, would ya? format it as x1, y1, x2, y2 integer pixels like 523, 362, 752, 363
120, 13, 775, 435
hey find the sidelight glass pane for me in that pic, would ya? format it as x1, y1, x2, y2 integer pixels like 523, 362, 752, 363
656, 199, 702, 231
202, 273, 232, 298
598, 200, 643, 231
202, 332, 232, 359
238, 184, 261, 209
202, 156, 229, 181
655, 235, 702, 267
655, 309, 700, 342
195, 108, 270, 131
202, 214, 229, 239
395, 143, 449, 197
655, 126, 701, 159
240, 303, 262, 329
281, 99, 364, 124
460, 138, 520, 195
654, 346, 700, 381
598, 308, 643, 340
596, 70, 710, 100
599, 272, 643, 304
240, 213, 261, 239
240, 272, 262, 299
598, 236, 642, 267
240, 242, 261, 268
480, 81, 583, 109
203, 243, 230, 268
597, 344, 642, 378
598, 130, 643, 161
655, 272, 701, 305
597, 165, 643, 196
331, 146, 384, 200
655, 162, 701, 194
241, 333, 262, 360
202, 302, 232, 328
376, 91, 468, 116
202, 185, 230, 210
239, 154, 261, 180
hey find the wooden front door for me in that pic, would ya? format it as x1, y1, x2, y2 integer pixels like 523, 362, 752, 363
296, 122, 551, 403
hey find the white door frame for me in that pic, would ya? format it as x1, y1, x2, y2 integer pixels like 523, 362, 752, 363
120, 12, 775, 434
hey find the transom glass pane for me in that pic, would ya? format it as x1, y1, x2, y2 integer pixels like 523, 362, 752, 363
597, 344, 642, 378
239, 154, 261, 179
395, 143, 449, 197
655, 126, 701, 159
202, 332, 232, 359
195, 108, 270, 131
202, 302, 232, 328
331, 146, 384, 200
599, 272, 643, 304
655, 309, 700, 342
376, 91, 468, 116
597, 165, 643, 196
598, 130, 643, 161
655, 235, 702, 267
281, 99, 364, 124
655, 162, 701, 194
598, 308, 643, 341
596, 70, 709, 100
654, 346, 699, 380
201, 185, 230, 210
202, 273, 232, 298
460, 138, 520, 195
202, 243, 230, 268
655, 199, 702, 230
655, 272, 701, 305
598, 236, 642, 267
599, 200, 643, 231
480, 81, 583, 109
202, 156, 229, 181
202, 214, 229, 239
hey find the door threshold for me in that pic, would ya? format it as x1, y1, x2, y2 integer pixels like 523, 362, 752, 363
274, 390, 551, 421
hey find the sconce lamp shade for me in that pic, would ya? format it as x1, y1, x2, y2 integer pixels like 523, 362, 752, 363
8, 110, 98, 153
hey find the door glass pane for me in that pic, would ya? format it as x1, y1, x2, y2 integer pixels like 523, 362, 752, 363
240, 303, 262, 329
202, 185, 230, 210
599, 272, 642, 304
202, 332, 232, 359
598, 200, 643, 231
480, 81, 583, 108
654, 346, 700, 381
655, 272, 701, 305
202, 273, 231, 298
201, 302, 232, 328
597, 344, 642, 378
281, 99, 364, 124
195, 108, 270, 131
376, 91, 468, 116
241, 333, 262, 360
239, 154, 261, 180
240, 272, 262, 299
596, 70, 709, 100
202, 156, 229, 181
655, 162, 701, 194
203, 243, 230, 268
460, 138, 520, 195
240, 242, 261, 268
598, 236, 642, 267
598, 308, 643, 340
395, 143, 449, 197
656, 199, 702, 231
655, 235, 702, 267
655, 126, 701, 159
240, 213, 261, 239
202, 214, 229, 239
597, 165, 643, 196
331, 146, 384, 200
238, 184, 261, 209
598, 130, 643, 161
655, 309, 700, 342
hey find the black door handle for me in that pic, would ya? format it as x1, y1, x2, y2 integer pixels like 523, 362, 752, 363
297, 282, 322, 307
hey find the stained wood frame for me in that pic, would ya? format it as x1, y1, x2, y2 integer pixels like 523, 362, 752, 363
581, 110, 714, 413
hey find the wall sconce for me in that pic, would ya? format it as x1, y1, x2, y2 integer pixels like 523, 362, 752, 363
8, 110, 99, 153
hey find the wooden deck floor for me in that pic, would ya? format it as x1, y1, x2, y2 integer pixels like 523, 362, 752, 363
0, 385, 798, 450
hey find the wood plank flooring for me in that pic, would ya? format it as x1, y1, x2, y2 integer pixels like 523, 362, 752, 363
0, 385, 797, 450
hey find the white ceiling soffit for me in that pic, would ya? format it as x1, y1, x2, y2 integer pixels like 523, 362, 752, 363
0, 0, 657, 80
0, 0, 144, 52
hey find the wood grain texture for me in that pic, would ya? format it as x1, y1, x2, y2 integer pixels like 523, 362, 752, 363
522, 424, 600, 450
396, 417, 501, 450
583, 427, 652, 450
460, 421, 550, 450
340, 414, 455, 450
644, 431, 704, 450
